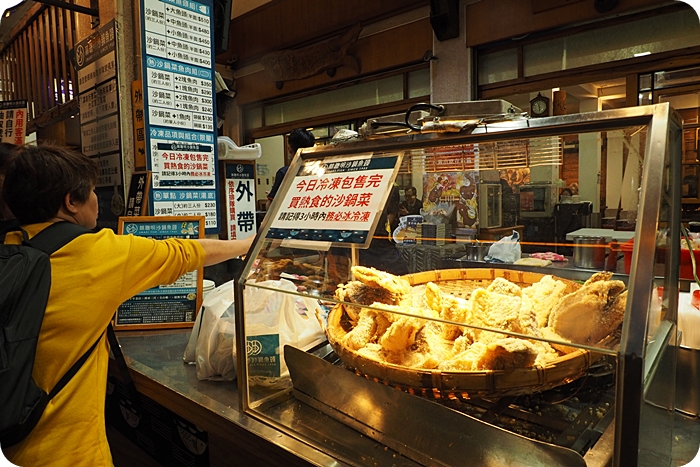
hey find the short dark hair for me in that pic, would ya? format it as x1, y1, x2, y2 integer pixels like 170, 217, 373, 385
0, 142, 17, 172
405, 186, 417, 196
3, 143, 98, 224
288, 128, 315, 153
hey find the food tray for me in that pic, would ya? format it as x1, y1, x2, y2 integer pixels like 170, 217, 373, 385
326, 268, 593, 399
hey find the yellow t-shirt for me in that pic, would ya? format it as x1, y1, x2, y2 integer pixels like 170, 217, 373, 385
2, 223, 205, 467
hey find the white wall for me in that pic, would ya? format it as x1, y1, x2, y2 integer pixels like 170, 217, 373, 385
255, 134, 285, 204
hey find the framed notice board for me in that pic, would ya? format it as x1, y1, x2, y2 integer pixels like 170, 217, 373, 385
115, 216, 204, 330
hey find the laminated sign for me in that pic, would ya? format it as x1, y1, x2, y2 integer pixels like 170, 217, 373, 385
266, 154, 400, 246
115, 216, 204, 330
0, 100, 28, 145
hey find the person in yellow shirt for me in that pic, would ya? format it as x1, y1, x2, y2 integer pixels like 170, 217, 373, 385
1, 143, 253, 467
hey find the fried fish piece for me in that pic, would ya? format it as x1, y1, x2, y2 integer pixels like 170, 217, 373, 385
342, 309, 379, 350
440, 338, 539, 371
335, 280, 397, 322
425, 281, 470, 340
547, 277, 626, 345
352, 265, 412, 297
522, 275, 569, 328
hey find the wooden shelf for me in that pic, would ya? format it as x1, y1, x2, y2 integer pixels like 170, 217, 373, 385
682, 198, 700, 204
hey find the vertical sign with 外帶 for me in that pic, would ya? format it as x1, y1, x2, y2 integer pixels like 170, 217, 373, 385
139, 0, 219, 234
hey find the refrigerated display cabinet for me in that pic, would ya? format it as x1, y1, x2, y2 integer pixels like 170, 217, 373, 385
234, 102, 687, 467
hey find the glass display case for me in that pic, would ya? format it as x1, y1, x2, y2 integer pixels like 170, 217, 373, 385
234, 102, 683, 467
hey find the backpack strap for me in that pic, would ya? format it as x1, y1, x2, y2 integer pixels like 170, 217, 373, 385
106, 323, 141, 410
48, 331, 103, 399
29, 221, 94, 400
28, 221, 90, 255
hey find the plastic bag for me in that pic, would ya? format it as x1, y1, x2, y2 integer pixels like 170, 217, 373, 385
183, 280, 237, 381
245, 279, 325, 389
484, 230, 521, 263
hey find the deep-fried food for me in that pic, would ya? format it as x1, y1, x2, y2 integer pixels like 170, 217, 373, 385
331, 268, 627, 375
439, 338, 538, 371
352, 265, 412, 297
546, 276, 626, 345
522, 275, 568, 328
336, 281, 397, 322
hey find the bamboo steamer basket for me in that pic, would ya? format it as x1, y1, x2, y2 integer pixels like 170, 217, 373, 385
326, 268, 593, 399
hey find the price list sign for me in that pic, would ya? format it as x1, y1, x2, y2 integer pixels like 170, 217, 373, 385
267, 154, 400, 246
116, 216, 204, 330
140, 0, 219, 233
73, 20, 121, 186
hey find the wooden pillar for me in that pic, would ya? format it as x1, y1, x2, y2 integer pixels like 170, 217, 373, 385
553, 90, 566, 116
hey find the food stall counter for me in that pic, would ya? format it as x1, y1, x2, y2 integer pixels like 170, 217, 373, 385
108, 329, 421, 467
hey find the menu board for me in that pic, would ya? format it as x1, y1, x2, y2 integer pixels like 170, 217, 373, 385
71, 20, 123, 232
266, 154, 400, 246
115, 216, 204, 330
140, 0, 219, 234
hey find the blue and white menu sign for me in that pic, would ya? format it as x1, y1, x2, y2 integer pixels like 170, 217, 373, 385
140, 0, 219, 233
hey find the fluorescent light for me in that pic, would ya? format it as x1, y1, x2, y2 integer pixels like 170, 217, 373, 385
634, 52, 651, 57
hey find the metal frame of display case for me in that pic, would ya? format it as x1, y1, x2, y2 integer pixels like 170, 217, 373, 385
234, 103, 683, 467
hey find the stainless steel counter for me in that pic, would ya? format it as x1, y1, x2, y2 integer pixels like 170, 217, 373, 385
115, 330, 422, 467
115, 329, 700, 467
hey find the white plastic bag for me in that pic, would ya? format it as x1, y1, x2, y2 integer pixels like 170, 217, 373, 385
244, 279, 325, 389
485, 230, 522, 263
183, 280, 238, 381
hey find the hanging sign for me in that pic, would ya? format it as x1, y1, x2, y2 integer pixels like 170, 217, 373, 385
266, 154, 400, 246
140, 0, 219, 233
71, 19, 124, 232
115, 216, 204, 330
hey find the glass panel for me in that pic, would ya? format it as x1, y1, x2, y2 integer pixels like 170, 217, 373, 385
245, 105, 263, 130
408, 68, 430, 99
635, 109, 681, 467
264, 75, 404, 126
237, 107, 681, 465
523, 10, 700, 76
477, 48, 518, 85
655, 65, 700, 90
639, 74, 652, 92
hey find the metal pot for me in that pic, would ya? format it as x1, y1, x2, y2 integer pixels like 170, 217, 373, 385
572, 236, 607, 269
463, 243, 489, 261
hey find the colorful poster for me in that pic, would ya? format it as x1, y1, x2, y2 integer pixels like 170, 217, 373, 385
422, 171, 479, 227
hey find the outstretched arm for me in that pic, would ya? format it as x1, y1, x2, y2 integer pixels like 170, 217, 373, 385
196, 236, 255, 266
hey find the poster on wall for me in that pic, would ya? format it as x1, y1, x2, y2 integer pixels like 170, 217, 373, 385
115, 216, 204, 330
71, 20, 123, 231
422, 171, 479, 228
140, 0, 219, 234
0, 100, 27, 145
222, 161, 257, 240
266, 154, 400, 247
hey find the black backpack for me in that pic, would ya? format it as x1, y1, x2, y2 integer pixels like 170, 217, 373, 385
0, 221, 98, 448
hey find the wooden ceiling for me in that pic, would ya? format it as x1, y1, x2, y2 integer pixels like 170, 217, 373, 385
216, 0, 429, 68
